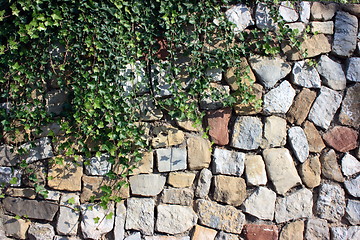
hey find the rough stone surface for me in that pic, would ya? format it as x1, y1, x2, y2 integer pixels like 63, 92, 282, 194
323, 126, 358, 152
5, 187, 36, 199
346, 58, 360, 82
234, 83, 263, 115
125, 232, 141, 240
299, 156, 321, 188
156, 205, 197, 234
255, 3, 276, 30
341, 153, 360, 177
48, 157, 83, 191
279, 1, 299, 22
20, 137, 54, 163
249, 56, 291, 89
345, 175, 360, 198
310, 21, 334, 34
28, 223, 55, 240
145, 236, 190, 240
213, 148, 245, 176
215, 231, 240, 240
126, 198, 154, 235
152, 125, 185, 148
0, 167, 21, 186
263, 148, 301, 195
303, 121, 326, 153
331, 226, 360, 240
176, 120, 200, 132
346, 199, 360, 225
316, 183, 345, 222
213, 175, 246, 206
84, 154, 111, 176
161, 188, 193, 206
332, 11, 358, 57
287, 88, 316, 125
305, 219, 330, 240
225, 58, 256, 91
243, 224, 278, 240
339, 83, 360, 128
167, 172, 196, 188
275, 188, 313, 223
231, 116, 263, 150
262, 116, 287, 148
57, 194, 80, 235
288, 126, 309, 163
3, 216, 30, 239
114, 202, 126, 240
0, 145, 18, 166
279, 221, 304, 240
129, 174, 166, 197
285, 22, 306, 35
187, 136, 211, 170
130, 151, 153, 175
291, 61, 321, 88
225, 4, 254, 33
137, 94, 163, 121
207, 108, 231, 145
311, 2, 337, 20
200, 83, 230, 110
195, 168, 212, 198
196, 199, 245, 234
242, 187, 276, 220
244, 155, 267, 186
320, 149, 344, 182
21, 160, 46, 188
316, 55, 346, 90
156, 147, 187, 172
263, 81, 296, 114
300, 2, 311, 23
308, 86, 343, 129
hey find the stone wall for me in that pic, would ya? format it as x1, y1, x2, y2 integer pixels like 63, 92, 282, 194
1, 1, 360, 240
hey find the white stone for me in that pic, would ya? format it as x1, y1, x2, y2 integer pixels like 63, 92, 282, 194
156, 148, 187, 172
331, 226, 360, 240
120, 61, 148, 94
255, 3, 276, 30
125, 198, 154, 235
20, 137, 54, 163
215, 232, 240, 240
225, 4, 254, 33
299, 1, 311, 23
84, 153, 112, 176
57, 194, 80, 235
205, 68, 222, 82
288, 126, 309, 163
285, 22, 306, 35
242, 187, 276, 220
310, 21, 334, 34
263, 116, 287, 148
195, 168, 212, 198
263, 81, 296, 114
129, 174, 166, 197
213, 148, 245, 176
346, 199, 360, 225
345, 175, 360, 198
291, 61, 321, 88
316, 55, 346, 90
305, 218, 329, 240
279, 1, 299, 22
114, 202, 126, 240
0, 167, 21, 186
28, 223, 55, 240
316, 183, 345, 222
231, 116, 263, 150
346, 57, 360, 82
244, 155, 267, 186
341, 153, 360, 177
125, 232, 141, 240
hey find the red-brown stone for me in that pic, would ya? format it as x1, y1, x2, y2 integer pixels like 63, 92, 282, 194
323, 126, 359, 152
243, 224, 278, 240
206, 107, 231, 145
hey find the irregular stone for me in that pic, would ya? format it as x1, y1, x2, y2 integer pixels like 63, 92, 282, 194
316, 55, 346, 90
339, 83, 360, 128
316, 182, 345, 222
310, 21, 334, 34
308, 86, 342, 129
21, 160, 46, 188
161, 188, 193, 206
5, 187, 36, 199
28, 223, 55, 240
225, 4, 254, 33
3, 216, 30, 239
311, 2, 337, 20
341, 153, 360, 177
156, 205, 197, 234
45, 190, 62, 201
263, 148, 301, 195
320, 149, 344, 182
187, 136, 211, 170
196, 199, 245, 234
195, 168, 212, 198
299, 156, 321, 188
332, 11, 358, 57
19, 137, 53, 163
279, 1, 299, 22
275, 188, 313, 223
346, 58, 360, 82
291, 61, 321, 88
168, 172, 196, 188
129, 151, 153, 175
279, 221, 304, 240
114, 202, 126, 240
53, 237, 84, 240
244, 155, 267, 186
305, 219, 330, 240
288, 126, 309, 163
345, 175, 360, 197
0, 145, 18, 166
206, 108, 231, 145
48, 156, 83, 191
205, 68, 222, 82
152, 125, 185, 148
0, 167, 21, 186
225, 58, 256, 91
331, 226, 360, 240
32, 122, 63, 138
303, 121, 325, 153
285, 22, 306, 35
156, 147, 187, 172
129, 174, 166, 197
45, 89, 68, 115
242, 187, 276, 220
137, 94, 163, 121
84, 153, 111, 176
125, 198, 154, 235
249, 56, 291, 89
287, 88, 316, 125
125, 232, 141, 240
151, 63, 172, 97
200, 83, 231, 110
81, 203, 115, 239
215, 232, 240, 240
176, 120, 200, 132
323, 126, 358, 152
262, 116, 287, 148
346, 199, 360, 225
255, 3, 276, 30
213, 148, 245, 176
57, 194, 80, 235
234, 83, 263, 115
231, 116, 262, 150
263, 81, 296, 114
120, 61, 148, 94
299, 2, 311, 23
145, 237, 190, 240
243, 224, 278, 240
213, 175, 246, 206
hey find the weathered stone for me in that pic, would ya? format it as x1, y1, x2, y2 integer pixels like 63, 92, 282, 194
279, 1, 299, 22
291, 61, 321, 88
200, 83, 231, 110
19, 137, 54, 163
243, 224, 278, 240
57, 194, 80, 235
125, 232, 141, 240
53, 237, 83, 240
275, 188, 313, 223
231, 116, 262, 150
234, 83, 263, 115
262, 116, 287, 148
151, 63, 172, 97
320, 149, 344, 182
114, 201, 126, 240
331, 226, 360, 240
161, 188, 193, 206
0, 167, 21, 186
120, 61, 148, 94
22, 160, 46, 188
129, 174, 166, 197
3, 216, 30, 239
311, 2, 337, 20
145, 237, 190, 240
346, 199, 360, 225
339, 83, 360, 128
285, 22, 306, 35
206, 108, 231, 145
81, 203, 114, 239
45, 89, 68, 115
168, 172, 196, 188
45, 190, 62, 201
279, 221, 304, 240
28, 223, 55, 240
316, 55, 346, 90
287, 89, 316, 125
288, 126, 309, 163
0, 145, 18, 166
332, 11, 358, 57
5, 187, 36, 199
244, 155, 267, 186
125, 198, 154, 235
242, 187, 276, 220
263, 148, 301, 195
316, 183, 345, 222
205, 68, 222, 82
303, 121, 325, 153
84, 153, 111, 176
195, 168, 212, 198
341, 153, 360, 177
346, 58, 360, 82
152, 125, 185, 148
156, 147, 187, 172
310, 21, 334, 34
48, 156, 83, 191
129, 151, 153, 175
305, 219, 330, 240
187, 136, 211, 170
345, 175, 360, 198
323, 126, 358, 152
213, 148, 245, 176
176, 120, 200, 132
225, 58, 256, 91
216, 232, 240, 240
213, 175, 246, 206
255, 3, 276, 30
196, 199, 245, 234
32, 122, 63, 138
225, 4, 254, 33
299, 156, 321, 188
299, 2, 311, 23
249, 56, 291, 89
156, 205, 197, 234
308, 86, 342, 129
263, 81, 296, 114
137, 94, 163, 121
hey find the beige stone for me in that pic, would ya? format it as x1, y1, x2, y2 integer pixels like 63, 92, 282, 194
311, 2, 338, 20
299, 156, 321, 188
152, 125, 185, 148
245, 155, 267, 186
303, 121, 326, 153
187, 136, 211, 170
287, 88, 316, 125
213, 175, 246, 206
176, 120, 201, 132
234, 83, 263, 115
5, 188, 36, 199
225, 57, 256, 91
167, 172, 196, 188
262, 116, 287, 148
279, 220, 304, 240
192, 225, 218, 240
129, 151, 153, 175
161, 188, 194, 206
3, 216, 31, 239
320, 149, 344, 182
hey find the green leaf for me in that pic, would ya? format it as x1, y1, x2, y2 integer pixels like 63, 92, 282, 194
67, 197, 75, 205
9, 177, 18, 185
93, 217, 100, 224
106, 212, 114, 220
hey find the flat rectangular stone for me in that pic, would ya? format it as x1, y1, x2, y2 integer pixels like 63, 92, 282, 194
156, 148, 187, 172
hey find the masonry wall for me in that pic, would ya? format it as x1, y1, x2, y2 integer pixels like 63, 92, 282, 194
0, 1, 360, 240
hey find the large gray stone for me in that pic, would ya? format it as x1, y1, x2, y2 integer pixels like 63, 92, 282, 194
244, 155, 267, 186
279, 1, 299, 22
308, 86, 343, 129
84, 153, 112, 176
242, 187, 276, 220
136, 94, 163, 121
0, 145, 18, 166
125, 198, 154, 235
161, 188, 194, 206
19, 137, 54, 163
305, 219, 330, 240
2, 215, 30, 239
114, 202, 126, 240
316, 55, 346, 90
212, 148, 245, 176
225, 4, 254, 33
129, 174, 166, 196
339, 83, 360, 128
331, 226, 360, 240
156, 205, 197, 234
291, 61, 321, 88
288, 126, 309, 163
346, 199, 360, 225
231, 116, 262, 150
346, 58, 360, 82
57, 194, 80, 236
316, 183, 345, 222
0, 167, 21, 186
263, 81, 296, 114
345, 175, 360, 198
195, 168, 212, 198
341, 153, 360, 177
28, 223, 55, 240
156, 147, 187, 172
125, 232, 141, 240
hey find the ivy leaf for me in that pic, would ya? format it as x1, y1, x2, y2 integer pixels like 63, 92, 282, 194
93, 217, 100, 224
9, 177, 18, 185
106, 212, 114, 220
67, 197, 75, 205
